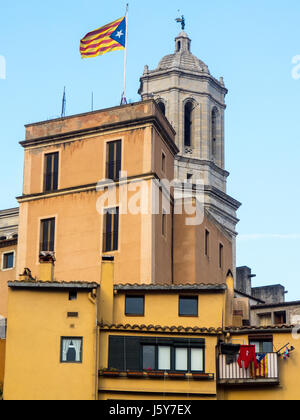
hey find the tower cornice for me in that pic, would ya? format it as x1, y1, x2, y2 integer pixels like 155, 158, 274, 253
140, 68, 227, 95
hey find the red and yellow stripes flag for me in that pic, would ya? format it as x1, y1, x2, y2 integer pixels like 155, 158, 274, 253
250, 354, 269, 378
80, 16, 126, 59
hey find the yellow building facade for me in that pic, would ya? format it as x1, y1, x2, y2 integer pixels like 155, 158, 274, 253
4, 278, 98, 400
1, 100, 299, 400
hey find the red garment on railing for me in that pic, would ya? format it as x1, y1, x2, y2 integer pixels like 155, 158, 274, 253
237, 345, 258, 369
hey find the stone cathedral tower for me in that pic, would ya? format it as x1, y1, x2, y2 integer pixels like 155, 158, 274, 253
139, 29, 241, 264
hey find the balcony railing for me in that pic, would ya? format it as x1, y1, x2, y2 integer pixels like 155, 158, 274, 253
218, 353, 279, 385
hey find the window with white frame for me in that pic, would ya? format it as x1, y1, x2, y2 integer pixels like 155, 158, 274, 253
61, 337, 83, 363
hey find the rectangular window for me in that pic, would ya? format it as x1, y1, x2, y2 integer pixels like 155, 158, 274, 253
158, 346, 171, 371
125, 296, 145, 316
205, 230, 210, 257
103, 208, 119, 252
40, 218, 55, 252
143, 345, 156, 370
2, 252, 14, 270
191, 348, 204, 371
274, 311, 287, 325
175, 348, 188, 371
106, 140, 122, 180
250, 339, 273, 353
109, 336, 205, 373
179, 296, 198, 317
69, 291, 77, 301
187, 173, 193, 182
219, 243, 224, 268
61, 337, 83, 363
161, 152, 166, 173
44, 152, 59, 192
258, 313, 272, 327
162, 210, 167, 237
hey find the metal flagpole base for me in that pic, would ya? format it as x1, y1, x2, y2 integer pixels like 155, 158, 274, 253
120, 94, 127, 105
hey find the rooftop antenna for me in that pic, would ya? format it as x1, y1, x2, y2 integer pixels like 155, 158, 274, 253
175, 12, 185, 30
61, 86, 66, 118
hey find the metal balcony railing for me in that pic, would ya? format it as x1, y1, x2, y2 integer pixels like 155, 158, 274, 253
218, 353, 279, 385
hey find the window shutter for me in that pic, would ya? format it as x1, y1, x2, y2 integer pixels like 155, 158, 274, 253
108, 336, 141, 371
53, 153, 59, 190
108, 336, 126, 370
125, 337, 141, 371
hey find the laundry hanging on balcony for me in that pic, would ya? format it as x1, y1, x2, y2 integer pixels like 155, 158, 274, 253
250, 354, 268, 378
220, 343, 241, 365
237, 345, 258, 370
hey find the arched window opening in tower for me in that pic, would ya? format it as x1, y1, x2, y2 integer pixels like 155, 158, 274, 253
211, 107, 218, 157
177, 41, 181, 52
157, 101, 166, 116
184, 102, 193, 148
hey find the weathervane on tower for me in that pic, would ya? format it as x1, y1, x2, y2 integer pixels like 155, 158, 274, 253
175, 13, 185, 30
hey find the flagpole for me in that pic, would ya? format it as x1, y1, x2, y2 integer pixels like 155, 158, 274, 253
121, 3, 129, 105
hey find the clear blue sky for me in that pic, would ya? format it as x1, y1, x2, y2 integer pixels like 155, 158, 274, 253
0, 1, 299, 299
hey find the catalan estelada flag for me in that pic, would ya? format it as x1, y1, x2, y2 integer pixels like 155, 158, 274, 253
80, 16, 126, 58
250, 354, 268, 378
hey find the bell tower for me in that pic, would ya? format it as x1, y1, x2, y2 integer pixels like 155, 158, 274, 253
138, 26, 241, 241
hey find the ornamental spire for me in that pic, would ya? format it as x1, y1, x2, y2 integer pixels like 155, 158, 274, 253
175, 14, 185, 31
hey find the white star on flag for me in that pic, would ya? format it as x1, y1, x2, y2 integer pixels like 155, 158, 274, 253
116, 30, 124, 38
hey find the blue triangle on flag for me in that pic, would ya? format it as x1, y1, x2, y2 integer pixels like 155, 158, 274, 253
110, 17, 126, 47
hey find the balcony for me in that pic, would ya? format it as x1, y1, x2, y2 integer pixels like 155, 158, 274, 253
218, 353, 279, 386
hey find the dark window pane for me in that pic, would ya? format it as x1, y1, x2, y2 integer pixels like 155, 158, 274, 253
67, 347, 76, 362
108, 336, 125, 370
262, 341, 273, 353
42, 219, 49, 251
107, 140, 122, 180
3, 253, 14, 269
125, 337, 141, 371
44, 153, 59, 192
108, 336, 141, 371
125, 296, 144, 315
179, 296, 198, 316
113, 208, 119, 250
184, 102, 193, 147
103, 208, 119, 252
250, 340, 273, 354
53, 153, 59, 190
143, 346, 155, 370
106, 212, 112, 251
219, 244, 224, 268
205, 230, 210, 256
49, 219, 55, 252
212, 108, 218, 157
69, 291, 77, 301
274, 311, 286, 325
157, 102, 166, 116
116, 141, 122, 178
40, 218, 55, 252
162, 211, 166, 236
